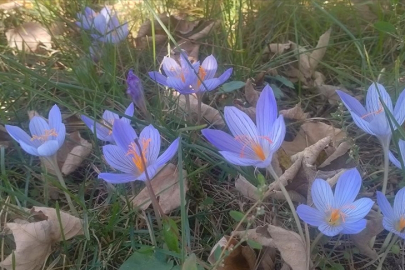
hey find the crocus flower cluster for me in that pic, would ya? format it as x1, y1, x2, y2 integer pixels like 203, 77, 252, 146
202, 85, 285, 168
297, 169, 373, 236
76, 7, 129, 44
6, 105, 66, 157
149, 53, 233, 95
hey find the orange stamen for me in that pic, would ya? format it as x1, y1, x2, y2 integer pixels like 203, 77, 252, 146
170, 67, 186, 82
234, 135, 272, 161
31, 129, 58, 141
126, 138, 151, 173
197, 66, 207, 88
396, 217, 405, 232
361, 102, 384, 119
103, 119, 114, 135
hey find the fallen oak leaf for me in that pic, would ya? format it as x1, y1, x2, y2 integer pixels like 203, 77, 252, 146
309, 28, 332, 72
279, 103, 309, 120
131, 163, 187, 214
6, 22, 52, 52
0, 207, 83, 270
244, 79, 260, 106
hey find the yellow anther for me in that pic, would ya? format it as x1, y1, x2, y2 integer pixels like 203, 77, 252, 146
396, 216, 405, 232
234, 135, 272, 161
126, 138, 151, 173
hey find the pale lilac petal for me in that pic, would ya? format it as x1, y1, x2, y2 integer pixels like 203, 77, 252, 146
377, 191, 395, 220
93, 13, 108, 35
393, 187, 405, 218
19, 141, 39, 156
5, 125, 37, 147
311, 178, 333, 212
136, 163, 161, 181
103, 145, 135, 174
217, 68, 233, 84
368, 112, 391, 138
112, 120, 138, 152
341, 198, 373, 223
162, 57, 182, 78
394, 89, 405, 126
29, 116, 50, 138
48, 105, 62, 134
336, 90, 368, 118
139, 125, 161, 163
296, 205, 324, 226
389, 151, 402, 169
256, 85, 277, 137
56, 124, 66, 148
37, 140, 60, 157
382, 216, 398, 235
268, 116, 286, 153
224, 107, 258, 142
166, 77, 188, 93
366, 83, 393, 114
219, 151, 260, 167
333, 168, 361, 208
351, 113, 375, 135
123, 103, 135, 120
341, 219, 367, 234
81, 115, 112, 142
198, 78, 220, 92
155, 138, 180, 167
100, 7, 112, 21
318, 223, 343, 236
180, 54, 198, 87
149, 71, 169, 86
255, 153, 274, 168
98, 173, 135, 183
102, 110, 119, 125
201, 55, 218, 80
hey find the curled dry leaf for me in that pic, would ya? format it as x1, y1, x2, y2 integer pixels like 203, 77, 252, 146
350, 210, 384, 259
244, 79, 260, 106
174, 92, 225, 128
263, 42, 292, 55
279, 103, 309, 120
6, 22, 52, 52
208, 236, 256, 270
0, 207, 83, 270
131, 163, 187, 214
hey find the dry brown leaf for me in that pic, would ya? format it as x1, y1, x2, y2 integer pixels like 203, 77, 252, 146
0, 207, 83, 270
0, 1, 22, 10
257, 247, 277, 270
350, 210, 384, 259
279, 103, 309, 120
175, 93, 225, 128
244, 79, 260, 106
309, 28, 331, 72
6, 22, 52, 52
208, 236, 256, 270
188, 20, 220, 40
232, 226, 275, 248
131, 163, 187, 214
263, 42, 292, 55
234, 105, 256, 122
235, 175, 259, 201
267, 225, 308, 270
319, 141, 352, 168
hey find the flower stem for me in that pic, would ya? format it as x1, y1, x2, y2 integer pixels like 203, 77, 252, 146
377, 234, 398, 270
267, 166, 305, 242
48, 156, 78, 216
134, 139, 164, 229
381, 139, 390, 195
185, 94, 191, 115
197, 92, 202, 124
310, 232, 324, 253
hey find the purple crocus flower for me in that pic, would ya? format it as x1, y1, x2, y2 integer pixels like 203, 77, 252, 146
296, 168, 374, 237
149, 53, 233, 94
5, 105, 66, 157
389, 139, 405, 169
81, 103, 134, 143
201, 85, 285, 168
98, 120, 180, 183
126, 69, 147, 114
377, 188, 405, 239
336, 83, 405, 148
76, 7, 128, 44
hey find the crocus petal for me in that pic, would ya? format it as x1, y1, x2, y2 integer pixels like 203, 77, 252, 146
19, 141, 39, 156
201, 55, 218, 80
154, 137, 179, 169
120, 103, 134, 124
5, 125, 37, 147
37, 140, 60, 157
333, 168, 361, 208
336, 90, 368, 118
93, 13, 108, 35
376, 191, 395, 220
341, 219, 367, 234
29, 116, 50, 138
382, 216, 397, 235
224, 107, 258, 142
81, 115, 112, 142
296, 205, 324, 226
389, 151, 402, 169
139, 125, 161, 163
136, 163, 160, 181
112, 120, 138, 152
98, 173, 135, 183
366, 83, 393, 114
268, 115, 286, 153
102, 110, 119, 125
217, 68, 233, 84
368, 112, 391, 138
256, 85, 277, 137
56, 124, 66, 148
341, 198, 373, 223
48, 105, 62, 133
149, 71, 169, 86
311, 178, 333, 212
103, 145, 135, 174
219, 151, 261, 167
318, 222, 343, 237
201, 129, 254, 157
351, 113, 376, 136
198, 78, 220, 92
394, 89, 405, 126
393, 187, 405, 218
166, 77, 188, 93
162, 57, 182, 78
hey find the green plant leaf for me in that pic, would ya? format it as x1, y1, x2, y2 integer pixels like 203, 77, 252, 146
163, 218, 181, 254
229, 210, 245, 222
119, 251, 174, 270
374, 21, 396, 34
182, 254, 198, 270
218, 81, 246, 93
269, 75, 295, 89
247, 239, 262, 250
